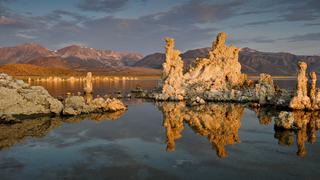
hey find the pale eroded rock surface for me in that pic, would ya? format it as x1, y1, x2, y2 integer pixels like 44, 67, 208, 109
0, 73, 63, 116
63, 96, 127, 116
155, 32, 284, 105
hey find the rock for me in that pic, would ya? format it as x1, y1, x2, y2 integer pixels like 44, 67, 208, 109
289, 61, 311, 110
0, 73, 63, 116
84, 72, 93, 94
187, 96, 206, 106
63, 96, 89, 115
63, 96, 127, 115
156, 32, 248, 102
185, 32, 247, 91
102, 98, 127, 112
255, 73, 275, 104
160, 37, 185, 100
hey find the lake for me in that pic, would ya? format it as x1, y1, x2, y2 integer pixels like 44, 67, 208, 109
0, 78, 319, 180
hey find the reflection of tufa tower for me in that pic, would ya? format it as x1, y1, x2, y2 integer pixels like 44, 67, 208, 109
157, 102, 244, 158
84, 72, 93, 95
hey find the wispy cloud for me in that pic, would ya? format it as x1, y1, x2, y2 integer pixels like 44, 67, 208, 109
284, 32, 320, 42
77, 0, 130, 13
16, 32, 36, 39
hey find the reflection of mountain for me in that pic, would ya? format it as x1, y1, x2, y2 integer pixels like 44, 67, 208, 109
0, 111, 126, 150
157, 102, 244, 158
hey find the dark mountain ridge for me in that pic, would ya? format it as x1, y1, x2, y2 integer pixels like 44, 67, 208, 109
134, 47, 320, 76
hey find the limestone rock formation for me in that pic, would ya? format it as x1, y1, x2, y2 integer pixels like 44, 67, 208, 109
160, 38, 185, 100
309, 72, 318, 109
184, 32, 247, 92
63, 96, 127, 116
255, 73, 275, 104
156, 32, 286, 104
289, 61, 311, 110
0, 73, 63, 117
84, 72, 93, 94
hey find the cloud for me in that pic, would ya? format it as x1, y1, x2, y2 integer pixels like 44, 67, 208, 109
143, 0, 246, 26
284, 32, 320, 42
16, 32, 36, 39
0, 16, 16, 25
279, 0, 320, 22
77, 0, 129, 12
304, 22, 320, 26
244, 19, 282, 26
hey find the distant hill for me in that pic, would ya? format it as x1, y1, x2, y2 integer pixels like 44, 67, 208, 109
56, 45, 143, 67
0, 43, 56, 64
0, 43, 143, 71
0, 64, 79, 76
1, 42, 320, 76
134, 47, 320, 75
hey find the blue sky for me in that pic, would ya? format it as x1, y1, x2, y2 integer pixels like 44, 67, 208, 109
0, 0, 319, 55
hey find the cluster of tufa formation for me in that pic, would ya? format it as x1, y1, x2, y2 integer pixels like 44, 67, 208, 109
155, 32, 287, 106
289, 61, 320, 110
155, 32, 320, 111
0, 73, 127, 120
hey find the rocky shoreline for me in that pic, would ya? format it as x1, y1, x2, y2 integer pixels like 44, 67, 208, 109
0, 73, 127, 121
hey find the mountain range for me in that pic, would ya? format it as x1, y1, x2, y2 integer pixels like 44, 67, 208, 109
134, 47, 320, 75
0, 43, 319, 76
0, 43, 143, 70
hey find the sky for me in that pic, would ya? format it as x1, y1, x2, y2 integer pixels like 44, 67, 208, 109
0, 0, 319, 55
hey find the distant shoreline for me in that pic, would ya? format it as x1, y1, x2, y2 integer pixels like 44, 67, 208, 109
11, 75, 297, 81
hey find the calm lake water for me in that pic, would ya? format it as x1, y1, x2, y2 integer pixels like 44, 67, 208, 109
0, 78, 319, 179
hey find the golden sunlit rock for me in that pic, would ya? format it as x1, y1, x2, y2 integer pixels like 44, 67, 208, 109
84, 72, 93, 94
289, 61, 311, 110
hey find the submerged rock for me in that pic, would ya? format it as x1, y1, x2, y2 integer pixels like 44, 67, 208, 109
0, 73, 63, 117
255, 73, 275, 104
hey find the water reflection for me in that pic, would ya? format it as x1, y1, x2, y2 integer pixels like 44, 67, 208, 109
157, 102, 244, 158
0, 111, 126, 150
273, 111, 320, 157
28, 78, 159, 98
157, 102, 320, 158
